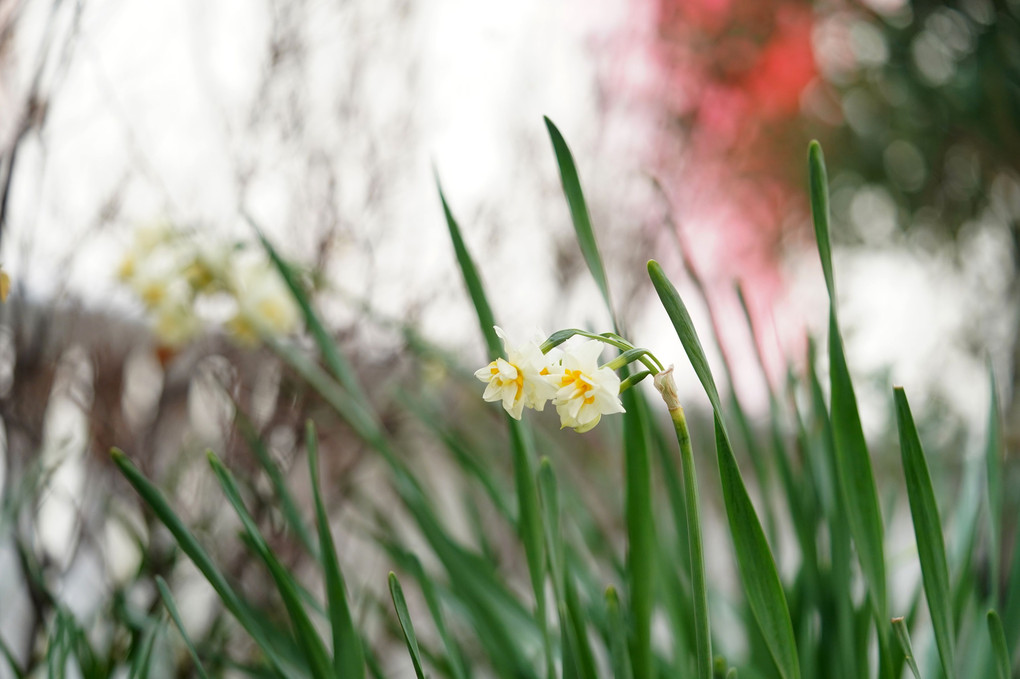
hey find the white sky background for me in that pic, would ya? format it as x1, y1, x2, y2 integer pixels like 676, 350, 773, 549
1, 0, 1011, 441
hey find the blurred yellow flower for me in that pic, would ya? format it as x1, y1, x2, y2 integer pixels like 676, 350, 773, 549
226, 259, 300, 343
152, 298, 202, 347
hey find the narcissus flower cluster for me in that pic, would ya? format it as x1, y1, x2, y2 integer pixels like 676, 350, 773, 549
117, 223, 301, 350
475, 326, 631, 433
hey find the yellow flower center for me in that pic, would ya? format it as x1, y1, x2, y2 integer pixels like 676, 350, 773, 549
561, 369, 595, 405
491, 362, 525, 400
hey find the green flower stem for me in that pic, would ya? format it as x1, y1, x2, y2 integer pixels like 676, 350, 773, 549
541, 329, 664, 374
655, 368, 712, 679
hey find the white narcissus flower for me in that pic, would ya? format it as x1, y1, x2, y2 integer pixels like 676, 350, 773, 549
474, 326, 558, 419
550, 339, 625, 433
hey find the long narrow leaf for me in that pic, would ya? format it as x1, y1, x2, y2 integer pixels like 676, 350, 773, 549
544, 116, 614, 320
508, 419, 553, 677
606, 586, 634, 679
111, 449, 305, 677
988, 610, 1011, 679
436, 179, 501, 358
985, 366, 1004, 602
404, 554, 470, 679
0, 631, 24, 679
891, 618, 921, 679
648, 260, 800, 679
438, 177, 551, 675
126, 618, 162, 679
389, 572, 427, 679
236, 409, 317, 557
307, 420, 366, 679
809, 141, 887, 622
248, 214, 368, 403
156, 577, 211, 679
623, 388, 655, 679
206, 451, 334, 679
894, 388, 956, 678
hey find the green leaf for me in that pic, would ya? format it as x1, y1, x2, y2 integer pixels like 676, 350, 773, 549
307, 420, 366, 679
236, 409, 318, 558
403, 554, 469, 679
249, 215, 368, 403
111, 449, 305, 677
828, 315, 887, 621
648, 260, 800, 679
538, 458, 566, 606
544, 116, 613, 318
988, 610, 1011, 679
436, 180, 551, 673
894, 388, 956, 679
436, 178, 501, 359
207, 451, 335, 679
985, 365, 1004, 602
389, 572, 427, 679
0, 630, 25, 679
623, 388, 656, 679
808, 141, 835, 302
809, 141, 887, 622
605, 586, 634, 679
891, 618, 921, 679
156, 576, 212, 679
126, 617, 162, 679
564, 573, 599, 679
1003, 531, 1020, 677
508, 419, 553, 678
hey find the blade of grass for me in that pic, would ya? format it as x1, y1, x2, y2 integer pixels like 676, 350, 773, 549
1003, 532, 1020, 667
156, 576, 212, 679
0, 631, 24, 679
537, 459, 568, 659
207, 451, 334, 679
126, 618, 162, 679
985, 365, 1003, 603
235, 409, 317, 558
606, 586, 634, 679
894, 388, 957, 678
622, 388, 656, 679
544, 117, 614, 320
111, 449, 306, 678
649, 260, 800, 679
805, 342, 857, 679
376, 510, 542, 678
436, 178, 500, 358
403, 554, 470, 679
438, 177, 551, 676
389, 572, 427, 679
399, 392, 514, 523
247, 213, 368, 403
538, 458, 597, 679
564, 573, 599, 679
809, 141, 887, 626
988, 610, 1011, 679
46, 610, 70, 679
509, 419, 554, 678
891, 618, 921, 679
306, 420, 365, 679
